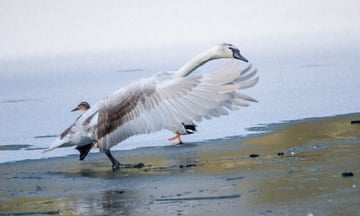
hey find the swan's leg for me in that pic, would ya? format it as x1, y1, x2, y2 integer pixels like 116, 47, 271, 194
105, 149, 121, 170
104, 149, 144, 171
168, 133, 183, 145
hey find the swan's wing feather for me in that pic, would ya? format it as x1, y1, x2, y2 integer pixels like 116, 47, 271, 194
97, 62, 258, 150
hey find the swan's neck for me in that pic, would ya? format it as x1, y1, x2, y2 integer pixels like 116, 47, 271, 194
175, 48, 219, 77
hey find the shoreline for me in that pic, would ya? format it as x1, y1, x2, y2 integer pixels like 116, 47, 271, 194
1, 113, 359, 215
1, 112, 359, 166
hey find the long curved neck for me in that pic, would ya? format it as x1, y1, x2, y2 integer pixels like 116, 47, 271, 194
174, 48, 219, 77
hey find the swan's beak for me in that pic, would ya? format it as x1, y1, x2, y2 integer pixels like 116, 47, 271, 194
232, 49, 248, 62
71, 107, 79, 112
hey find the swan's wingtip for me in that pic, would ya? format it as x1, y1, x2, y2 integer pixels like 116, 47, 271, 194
42, 147, 54, 154
42, 136, 66, 154
42, 149, 49, 154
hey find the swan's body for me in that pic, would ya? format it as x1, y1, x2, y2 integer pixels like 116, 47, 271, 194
70, 101, 97, 160
44, 43, 259, 170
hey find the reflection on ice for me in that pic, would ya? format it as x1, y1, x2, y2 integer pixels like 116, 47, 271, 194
0, 144, 31, 151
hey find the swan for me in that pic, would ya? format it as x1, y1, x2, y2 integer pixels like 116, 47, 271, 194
70, 101, 97, 160
70, 100, 199, 159
44, 43, 259, 170
70, 101, 199, 158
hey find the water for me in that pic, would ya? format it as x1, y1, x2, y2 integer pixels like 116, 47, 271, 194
0, 47, 359, 163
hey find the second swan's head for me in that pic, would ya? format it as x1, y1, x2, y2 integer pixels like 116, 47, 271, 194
71, 101, 90, 112
213, 43, 248, 62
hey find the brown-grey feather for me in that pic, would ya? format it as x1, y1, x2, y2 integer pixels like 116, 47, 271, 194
95, 76, 200, 142
96, 86, 156, 140
60, 124, 73, 139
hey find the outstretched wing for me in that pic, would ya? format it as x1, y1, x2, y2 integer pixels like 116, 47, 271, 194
96, 61, 258, 151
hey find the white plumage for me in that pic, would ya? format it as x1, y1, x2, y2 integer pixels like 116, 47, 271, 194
45, 43, 259, 170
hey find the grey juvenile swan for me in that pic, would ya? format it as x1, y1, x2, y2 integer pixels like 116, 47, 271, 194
44, 43, 259, 170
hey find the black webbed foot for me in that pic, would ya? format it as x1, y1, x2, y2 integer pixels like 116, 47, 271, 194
76, 143, 93, 161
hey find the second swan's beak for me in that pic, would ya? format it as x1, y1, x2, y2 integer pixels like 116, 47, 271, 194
71, 107, 79, 112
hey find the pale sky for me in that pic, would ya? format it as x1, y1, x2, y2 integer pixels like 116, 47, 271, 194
1, 0, 359, 59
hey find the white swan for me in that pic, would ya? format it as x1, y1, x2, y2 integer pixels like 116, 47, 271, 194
44, 43, 259, 170
69, 101, 97, 160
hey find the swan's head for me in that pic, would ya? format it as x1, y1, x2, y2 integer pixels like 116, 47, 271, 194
71, 101, 90, 112
214, 43, 248, 62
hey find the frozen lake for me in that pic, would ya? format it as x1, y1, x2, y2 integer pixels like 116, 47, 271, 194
0, 45, 359, 163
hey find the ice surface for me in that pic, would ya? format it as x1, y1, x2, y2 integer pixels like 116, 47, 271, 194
0, 47, 359, 163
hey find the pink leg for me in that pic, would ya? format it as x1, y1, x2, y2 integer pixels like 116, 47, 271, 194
168, 133, 183, 145
92, 141, 99, 148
